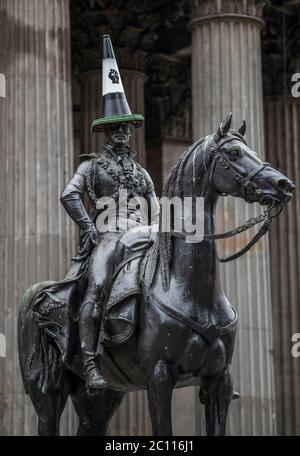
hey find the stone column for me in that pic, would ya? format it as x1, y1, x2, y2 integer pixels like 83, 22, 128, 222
80, 68, 146, 165
0, 0, 76, 435
108, 390, 151, 436
265, 96, 300, 436
191, 0, 276, 435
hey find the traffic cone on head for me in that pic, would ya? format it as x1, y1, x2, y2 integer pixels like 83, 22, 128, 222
91, 34, 144, 132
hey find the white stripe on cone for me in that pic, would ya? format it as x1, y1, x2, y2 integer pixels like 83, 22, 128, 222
102, 58, 125, 96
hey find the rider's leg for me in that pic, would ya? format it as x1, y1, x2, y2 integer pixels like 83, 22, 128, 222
79, 235, 120, 391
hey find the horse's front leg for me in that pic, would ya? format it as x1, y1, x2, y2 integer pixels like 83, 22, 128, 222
202, 367, 233, 436
147, 359, 176, 436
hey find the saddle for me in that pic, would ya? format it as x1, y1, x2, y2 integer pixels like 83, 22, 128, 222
32, 226, 153, 365
100, 226, 152, 347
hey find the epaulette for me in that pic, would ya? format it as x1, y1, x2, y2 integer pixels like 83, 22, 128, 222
79, 153, 100, 161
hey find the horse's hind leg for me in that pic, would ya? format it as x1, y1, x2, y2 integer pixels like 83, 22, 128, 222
202, 367, 233, 436
26, 369, 70, 435
70, 377, 125, 436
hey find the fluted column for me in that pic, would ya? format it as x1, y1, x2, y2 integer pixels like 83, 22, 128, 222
0, 0, 76, 435
80, 68, 146, 165
108, 389, 151, 436
265, 96, 300, 435
191, 0, 276, 435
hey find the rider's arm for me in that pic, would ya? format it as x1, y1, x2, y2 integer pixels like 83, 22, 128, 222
60, 160, 96, 234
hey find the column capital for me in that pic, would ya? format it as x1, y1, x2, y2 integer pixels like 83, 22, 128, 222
262, 1, 300, 96
190, 0, 268, 28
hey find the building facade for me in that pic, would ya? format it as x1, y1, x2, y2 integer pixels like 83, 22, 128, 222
0, 0, 299, 435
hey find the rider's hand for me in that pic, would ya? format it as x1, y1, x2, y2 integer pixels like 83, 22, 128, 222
86, 225, 100, 246
77, 225, 100, 257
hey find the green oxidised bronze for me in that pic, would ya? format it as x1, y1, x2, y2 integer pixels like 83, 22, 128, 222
91, 114, 144, 132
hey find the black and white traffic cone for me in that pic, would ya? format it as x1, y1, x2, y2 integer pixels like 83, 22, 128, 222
91, 35, 144, 132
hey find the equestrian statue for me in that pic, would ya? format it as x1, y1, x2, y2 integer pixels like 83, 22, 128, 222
18, 35, 295, 436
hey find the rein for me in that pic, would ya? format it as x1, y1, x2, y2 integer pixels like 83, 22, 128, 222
170, 135, 282, 263
217, 205, 281, 262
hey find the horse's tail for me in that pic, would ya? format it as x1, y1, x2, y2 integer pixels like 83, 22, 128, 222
18, 281, 55, 395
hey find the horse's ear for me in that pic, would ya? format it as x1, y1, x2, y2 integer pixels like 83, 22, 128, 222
214, 112, 232, 142
237, 120, 246, 136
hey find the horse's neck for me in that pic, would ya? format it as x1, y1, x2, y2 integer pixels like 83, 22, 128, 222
172, 192, 221, 315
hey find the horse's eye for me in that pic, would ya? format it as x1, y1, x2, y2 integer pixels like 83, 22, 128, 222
229, 148, 242, 160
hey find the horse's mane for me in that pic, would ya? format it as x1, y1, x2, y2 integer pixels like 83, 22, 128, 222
141, 135, 211, 291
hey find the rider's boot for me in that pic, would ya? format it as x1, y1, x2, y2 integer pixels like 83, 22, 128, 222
79, 301, 108, 392
82, 350, 108, 392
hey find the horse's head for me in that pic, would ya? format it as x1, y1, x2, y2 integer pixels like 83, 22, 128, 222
209, 113, 295, 207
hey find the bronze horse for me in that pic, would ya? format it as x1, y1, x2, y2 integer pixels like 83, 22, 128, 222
18, 114, 294, 435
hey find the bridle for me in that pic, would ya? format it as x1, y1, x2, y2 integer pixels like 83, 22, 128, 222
171, 134, 282, 263
208, 135, 270, 202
